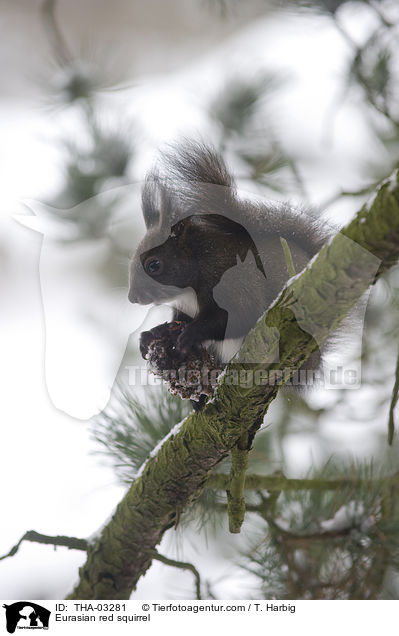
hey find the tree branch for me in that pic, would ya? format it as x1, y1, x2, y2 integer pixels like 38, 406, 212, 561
150, 551, 202, 600
226, 433, 250, 533
0, 531, 88, 562
64, 170, 399, 599
208, 473, 367, 492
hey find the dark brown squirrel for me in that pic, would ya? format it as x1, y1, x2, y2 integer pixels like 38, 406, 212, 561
128, 141, 329, 376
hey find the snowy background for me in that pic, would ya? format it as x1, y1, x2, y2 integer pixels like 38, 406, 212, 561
1, 0, 399, 599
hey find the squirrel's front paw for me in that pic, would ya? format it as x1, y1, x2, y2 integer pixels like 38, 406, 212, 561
140, 320, 193, 360
139, 329, 155, 358
176, 326, 202, 359
139, 322, 171, 358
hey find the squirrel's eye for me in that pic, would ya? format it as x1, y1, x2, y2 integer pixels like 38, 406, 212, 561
145, 257, 163, 276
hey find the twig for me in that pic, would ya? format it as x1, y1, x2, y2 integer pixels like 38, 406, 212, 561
321, 182, 381, 210
334, 18, 399, 128
0, 530, 88, 562
41, 0, 72, 67
227, 433, 250, 533
207, 473, 365, 491
287, 158, 309, 202
388, 345, 399, 445
276, 525, 358, 545
150, 551, 202, 600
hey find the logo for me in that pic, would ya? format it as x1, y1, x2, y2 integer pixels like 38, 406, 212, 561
2, 603, 50, 633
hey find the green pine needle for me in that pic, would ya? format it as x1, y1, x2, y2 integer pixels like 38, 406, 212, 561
91, 385, 192, 483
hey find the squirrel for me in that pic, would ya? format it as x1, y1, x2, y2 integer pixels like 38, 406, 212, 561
128, 141, 329, 383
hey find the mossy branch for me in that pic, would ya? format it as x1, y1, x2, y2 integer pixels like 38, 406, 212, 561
64, 170, 399, 599
208, 473, 368, 492
227, 434, 250, 533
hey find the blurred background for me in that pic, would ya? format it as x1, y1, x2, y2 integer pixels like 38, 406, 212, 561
1, 0, 399, 600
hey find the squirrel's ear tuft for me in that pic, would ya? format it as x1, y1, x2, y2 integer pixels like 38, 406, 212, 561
160, 140, 237, 221
141, 169, 174, 229
162, 140, 235, 191
141, 140, 237, 228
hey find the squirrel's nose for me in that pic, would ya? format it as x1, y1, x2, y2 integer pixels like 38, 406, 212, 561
128, 288, 137, 303
128, 286, 152, 305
